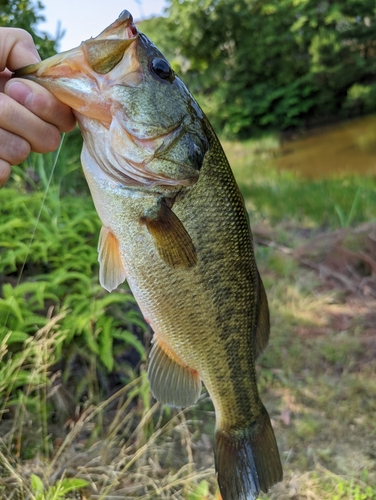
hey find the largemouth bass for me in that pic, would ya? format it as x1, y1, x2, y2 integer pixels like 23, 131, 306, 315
15, 11, 282, 499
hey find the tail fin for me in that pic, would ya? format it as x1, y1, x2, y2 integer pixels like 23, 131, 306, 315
214, 405, 282, 500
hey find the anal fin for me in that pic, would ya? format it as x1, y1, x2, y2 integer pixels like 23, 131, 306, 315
98, 226, 127, 292
140, 199, 197, 269
148, 336, 201, 408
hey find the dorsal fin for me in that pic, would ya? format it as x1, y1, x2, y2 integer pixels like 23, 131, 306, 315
140, 200, 197, 269
253, 272, 270, 359
148, 336, 202, 408
98, 226, 127, 292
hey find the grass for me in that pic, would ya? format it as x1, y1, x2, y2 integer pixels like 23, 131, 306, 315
1, 128, 376, 498
222, 137, 376, 229
1, 318, 218, 498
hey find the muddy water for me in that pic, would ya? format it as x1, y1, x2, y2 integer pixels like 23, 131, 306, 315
274, 114, 376, 178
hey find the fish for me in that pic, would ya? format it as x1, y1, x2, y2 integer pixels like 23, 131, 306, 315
15, 10, 283, 500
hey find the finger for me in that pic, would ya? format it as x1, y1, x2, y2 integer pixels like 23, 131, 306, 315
5, 79, 76, 133
0, 127, 31, 166
0, 28, 40, 72
0, 93, 58, 154
0, 68, 13, 93
0, 159, 11, 187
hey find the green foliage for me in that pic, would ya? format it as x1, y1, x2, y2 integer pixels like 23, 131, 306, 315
188, 480, 211, 499
30, 474, 89, 500
239, 167, 376, 229
0, 151, 146, 388
0, 0, 61, 58
141, 0, 376, 137
334, 186, 363, 227
344, 83, 376, 115
320, 475, 376, 500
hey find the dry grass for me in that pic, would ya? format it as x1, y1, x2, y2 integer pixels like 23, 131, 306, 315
0, 319, 218, 499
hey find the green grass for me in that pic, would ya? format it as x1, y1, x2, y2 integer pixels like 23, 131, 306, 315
1, 132, 376, 498
222, 137, 376, 229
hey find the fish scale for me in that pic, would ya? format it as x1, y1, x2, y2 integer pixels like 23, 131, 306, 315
15, 10, 282, 499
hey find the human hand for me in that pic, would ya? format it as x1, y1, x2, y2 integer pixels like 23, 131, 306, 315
0, 28, 76, 186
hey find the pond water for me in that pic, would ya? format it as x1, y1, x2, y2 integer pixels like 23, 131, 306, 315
274, 114, 376, 178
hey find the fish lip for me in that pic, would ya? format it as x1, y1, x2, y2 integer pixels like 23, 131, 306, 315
98, 9, 138, 39
13, 47, 84, 79
13, 9, 139, 79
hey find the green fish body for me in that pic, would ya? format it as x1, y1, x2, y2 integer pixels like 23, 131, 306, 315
15, 11, 282, 499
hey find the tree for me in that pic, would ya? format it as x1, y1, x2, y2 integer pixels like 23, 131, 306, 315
141, 0, 376, 136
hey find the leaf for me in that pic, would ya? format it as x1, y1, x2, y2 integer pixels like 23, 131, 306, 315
53, 478, 89, 496
98, 317, 114, 371
188, 480, 210, 500
0, 330, 29, 345
30, 474, 44, 494
112, 330, 146, 361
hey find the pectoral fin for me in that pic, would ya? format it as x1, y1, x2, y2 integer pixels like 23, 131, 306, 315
98, 226, 127, 292
148, 336, 201, 408
253, 272, 270, 359
140, 200, 197, 269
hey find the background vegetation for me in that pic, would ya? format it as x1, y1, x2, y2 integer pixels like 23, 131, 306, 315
141, 0, 376, 137
1, 0, 376, 499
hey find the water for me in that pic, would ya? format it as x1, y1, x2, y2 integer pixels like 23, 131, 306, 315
274, 114, 376, 178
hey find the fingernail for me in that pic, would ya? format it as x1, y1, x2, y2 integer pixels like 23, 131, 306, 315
5, 81, 33, 105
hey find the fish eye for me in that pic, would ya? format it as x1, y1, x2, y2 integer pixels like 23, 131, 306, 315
150, 58, 174, 83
